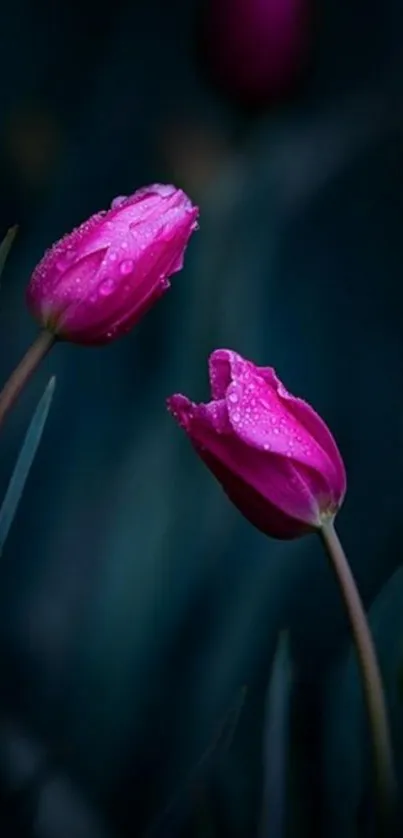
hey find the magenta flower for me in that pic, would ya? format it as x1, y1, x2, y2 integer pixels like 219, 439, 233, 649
204, 0, 310, 103
167, 350, 346, 539
26, 184, 198, 345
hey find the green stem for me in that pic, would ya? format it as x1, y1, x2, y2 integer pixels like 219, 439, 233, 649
320, 520, 396, 834
0, 330, 55, 431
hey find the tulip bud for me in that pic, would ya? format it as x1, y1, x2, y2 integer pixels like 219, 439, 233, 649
26, 184, 198, 345
168, 349, 346, 540
203, 0, 310, 104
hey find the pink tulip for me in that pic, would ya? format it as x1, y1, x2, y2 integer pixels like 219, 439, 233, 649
26, 184, 198, 345
168, 349, 346, 539
204, 0, 310, 103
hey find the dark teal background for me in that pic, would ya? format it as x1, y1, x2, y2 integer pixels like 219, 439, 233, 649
0, 1, 402, 835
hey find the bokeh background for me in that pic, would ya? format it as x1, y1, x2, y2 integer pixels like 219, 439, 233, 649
0, 1, 403, 835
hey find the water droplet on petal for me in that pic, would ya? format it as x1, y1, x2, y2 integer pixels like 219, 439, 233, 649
228, 392, 238, 404
99, 279, 115, 296
120, 259, 134, 276
56, 249, 76, 271
111, 196, 127, 209
155, 184, 177, 197
232, 411, 241, 423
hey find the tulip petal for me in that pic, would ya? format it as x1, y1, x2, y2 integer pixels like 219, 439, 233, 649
259, 366, 346, 501
59, 227, 192, 344
78, 187, 197, 259
201, 448, 318, 538
209, 349, 233, 399
169, 349, 346, 538
167, 393, 323, 533
29, 211, 106, 294
26, 184, 198, 345
29, 248, 108, 330
214, 350, 337, 495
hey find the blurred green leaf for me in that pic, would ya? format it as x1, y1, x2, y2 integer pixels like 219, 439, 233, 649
0, 226, 18, 286
259, 631, 292, 838
324, 565, 403, 838
396, 656, 403, 704
0, 376, 55, 553
144, 686, 247, 837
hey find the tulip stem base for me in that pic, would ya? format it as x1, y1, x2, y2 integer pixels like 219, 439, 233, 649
320, 521, 396, 835
0, 330, 55, 431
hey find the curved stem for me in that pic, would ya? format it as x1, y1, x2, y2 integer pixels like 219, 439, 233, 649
320, 521, 396, 834
0, 330, 55, 431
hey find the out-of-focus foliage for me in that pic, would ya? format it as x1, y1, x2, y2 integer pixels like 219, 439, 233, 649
0, 377, 55, 554
258, 631, 292, 838
0, 227, 18, 289
324, 565, 403, 837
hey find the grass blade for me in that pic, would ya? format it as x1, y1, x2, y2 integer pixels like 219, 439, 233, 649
0, 376, 55, 553
0, 226, 18, 287
259, 631, 292, 838
144, 686, 247, 838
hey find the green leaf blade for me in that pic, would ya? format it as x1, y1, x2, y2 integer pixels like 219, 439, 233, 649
0, 225, 18, 287
0, 376, 56, 553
